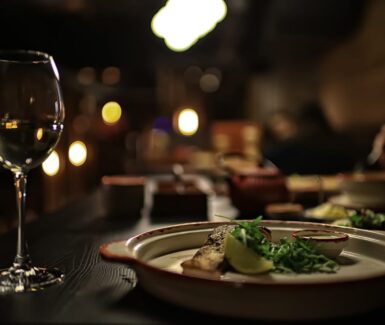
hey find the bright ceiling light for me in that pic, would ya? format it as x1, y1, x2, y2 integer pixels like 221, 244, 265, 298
68, 141, 87, 167
151, 0, 227, 52
42, 151, 60, 176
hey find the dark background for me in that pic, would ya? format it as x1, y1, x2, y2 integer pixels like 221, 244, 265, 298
0, 0, 383, 230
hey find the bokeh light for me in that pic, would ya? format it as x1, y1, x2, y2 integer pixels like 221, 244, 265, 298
42, 151, 60, 176
151, 0, 227, 52
102, 66, 121, 85
177, 108, 199, 136
184, 65, 202, 83
101, 101, 122, 125
77, 67, 96, 86
36, 128, 44, 141
200, 73, 220, 93
68, 141, 87, 166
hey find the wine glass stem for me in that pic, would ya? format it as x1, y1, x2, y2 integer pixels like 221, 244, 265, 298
13, 172, 31, 269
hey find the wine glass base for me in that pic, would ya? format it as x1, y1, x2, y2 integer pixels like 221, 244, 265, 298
0, 266, 64, 294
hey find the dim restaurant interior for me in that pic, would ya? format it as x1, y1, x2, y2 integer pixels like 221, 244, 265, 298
0, 0, 385, 323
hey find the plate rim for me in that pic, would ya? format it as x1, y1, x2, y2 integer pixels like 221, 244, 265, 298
100, 220, 385, 288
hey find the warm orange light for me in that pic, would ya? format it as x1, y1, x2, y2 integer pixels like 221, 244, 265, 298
5, 121, 17, 129
101, 101, 122, 125
68, 141, 87, 166
36, 128, 44, 141
177, 108, 199, 136
42, 151, 60, 176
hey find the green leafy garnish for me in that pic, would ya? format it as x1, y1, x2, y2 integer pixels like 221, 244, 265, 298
231, 216, 271, 255
349, 209, 385, 230
266, 237, 339, 273
230, 217, 339, 274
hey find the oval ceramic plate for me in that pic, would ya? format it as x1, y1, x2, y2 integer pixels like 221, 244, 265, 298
100, 220, 385, 321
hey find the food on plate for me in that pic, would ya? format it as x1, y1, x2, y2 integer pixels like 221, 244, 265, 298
349, 209, 385, 230
181, 225, 234, 278
181, 223, 271, 278
224, 233, 273, 274
305, 203, 352, 220
292, 229, 349, 259
182, 217, 340, 277
229, 217, 339, 274
331, 209, 385, 230
331, 218, 352, 227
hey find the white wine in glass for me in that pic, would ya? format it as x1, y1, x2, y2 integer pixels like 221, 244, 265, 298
0, 50, 65, 293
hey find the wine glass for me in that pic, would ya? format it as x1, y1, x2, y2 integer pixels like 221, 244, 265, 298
0, 50, 65, 293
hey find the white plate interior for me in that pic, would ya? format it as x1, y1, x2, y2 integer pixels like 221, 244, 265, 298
122, 221, 385, 285
103, 221, 385, 320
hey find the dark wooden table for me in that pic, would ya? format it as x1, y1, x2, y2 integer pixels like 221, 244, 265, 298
0, 188, 384, 324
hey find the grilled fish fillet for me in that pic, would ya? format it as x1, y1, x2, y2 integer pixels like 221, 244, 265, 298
181, 225, 234, 279
181, 224, 272, 279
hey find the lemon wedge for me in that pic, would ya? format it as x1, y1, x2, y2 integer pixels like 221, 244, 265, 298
224, 233, 273, 274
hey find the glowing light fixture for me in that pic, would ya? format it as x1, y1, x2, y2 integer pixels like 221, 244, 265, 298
151, 0, 227, 52
68, 141, 87, 166
101, 101, 122, 125
42, 151, 60, 176
177, 108, 199, 136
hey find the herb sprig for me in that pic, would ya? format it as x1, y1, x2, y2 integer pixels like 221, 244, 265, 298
229, 217, 339, 274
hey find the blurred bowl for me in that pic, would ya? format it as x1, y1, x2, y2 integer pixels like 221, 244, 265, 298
340, 172, 385, 191
226, 168, 289, 217
217, 151, 289, 217
338, 172, 385, 207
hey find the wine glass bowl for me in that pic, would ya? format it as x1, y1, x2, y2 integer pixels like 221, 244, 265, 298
0, 50, 65, 293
